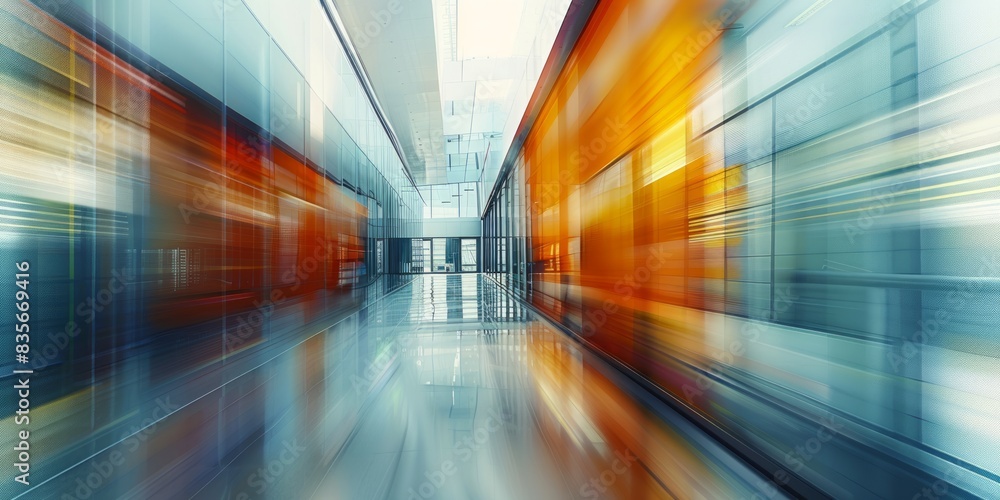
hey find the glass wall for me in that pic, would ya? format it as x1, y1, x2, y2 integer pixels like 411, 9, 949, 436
481, 0, 1000, 498
0, 0, 422, 497
409, 238, 480, 273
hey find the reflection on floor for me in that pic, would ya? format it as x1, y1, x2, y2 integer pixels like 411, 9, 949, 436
23, 274, 776, 499
305, 274, 775, 500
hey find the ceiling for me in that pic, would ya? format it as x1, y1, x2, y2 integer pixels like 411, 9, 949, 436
332, 0, 446, 185
333, 0, 571, 190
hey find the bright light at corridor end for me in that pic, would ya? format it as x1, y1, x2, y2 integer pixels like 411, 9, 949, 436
0, 0, 999, 499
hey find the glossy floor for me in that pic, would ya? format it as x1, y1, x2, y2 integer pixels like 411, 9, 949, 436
273, 275, 775, 499
15, 274, 776, 499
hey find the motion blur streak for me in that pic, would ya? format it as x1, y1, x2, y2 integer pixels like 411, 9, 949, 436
0, 0, 418, 497
483, 0, 1000, 498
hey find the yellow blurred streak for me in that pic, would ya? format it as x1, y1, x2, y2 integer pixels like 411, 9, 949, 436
526, 323, 749, 499
0, 387, 113, 469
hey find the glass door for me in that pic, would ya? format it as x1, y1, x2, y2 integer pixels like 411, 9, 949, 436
461, 239, 478, 272
432, 238, 448, 273
411, 238, 431, 273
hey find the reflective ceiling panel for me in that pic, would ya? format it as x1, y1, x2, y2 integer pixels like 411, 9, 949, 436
334, 0, 571, 190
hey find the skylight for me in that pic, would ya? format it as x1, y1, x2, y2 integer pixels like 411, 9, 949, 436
456, 0, 526, 59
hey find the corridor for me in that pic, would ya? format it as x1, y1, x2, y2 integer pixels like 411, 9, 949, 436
3, 0, 998, 498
